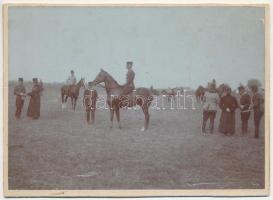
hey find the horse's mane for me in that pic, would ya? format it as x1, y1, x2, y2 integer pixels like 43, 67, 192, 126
103, 70, 121, 87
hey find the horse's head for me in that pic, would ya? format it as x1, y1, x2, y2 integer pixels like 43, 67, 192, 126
93, 69, 107, 85
77, 78, 85, 88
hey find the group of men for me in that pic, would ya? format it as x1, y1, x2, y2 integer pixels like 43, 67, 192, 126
13, 78, 43, 119
14, 62, 136, 122
202, 82, 264, 138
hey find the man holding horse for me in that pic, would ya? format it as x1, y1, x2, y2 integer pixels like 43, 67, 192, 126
14, 77, 26, 119
83, 81, 98, 124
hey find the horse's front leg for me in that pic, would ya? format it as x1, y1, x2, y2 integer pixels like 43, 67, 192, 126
61, 94, 65, 110
110, 107, 114, 129
71, 97, 74, 110
74, 97, 77, 111
115, 107, 122, 129
62, 95, 68, 110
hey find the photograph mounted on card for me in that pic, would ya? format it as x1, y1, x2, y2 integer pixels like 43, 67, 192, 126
2, 3, 270, 197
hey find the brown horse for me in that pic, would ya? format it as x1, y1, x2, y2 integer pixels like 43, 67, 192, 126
61, 78, 85, 110
93, 69, 153, 131
195, 85, 206, 103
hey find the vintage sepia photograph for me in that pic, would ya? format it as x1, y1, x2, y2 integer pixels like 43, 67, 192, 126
3, 3, 269, 197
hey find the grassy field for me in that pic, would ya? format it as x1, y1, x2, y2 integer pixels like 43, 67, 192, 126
8, 82, 265, 190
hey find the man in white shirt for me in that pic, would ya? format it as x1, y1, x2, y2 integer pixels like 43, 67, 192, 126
66, 70, 77, 94
202, 83, 220, 134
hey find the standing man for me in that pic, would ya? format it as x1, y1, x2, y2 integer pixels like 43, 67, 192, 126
27, 78, 42, 120
122, 61, 135, 95
66, 70, 77, 94
13, 77, 26, 118
251, 85, 264, 138
219, 87, 238, 135
238, 85, 251, 134
84, 81, 98, 124
202, 83, 219, 134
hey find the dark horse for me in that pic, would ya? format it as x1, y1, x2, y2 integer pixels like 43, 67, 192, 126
61, 78, 85, 110
93, 69, 153, 131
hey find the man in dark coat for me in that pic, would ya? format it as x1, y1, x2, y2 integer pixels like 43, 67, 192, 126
84, 81, 98, 124
13, 77, 26, 118
122, 61, 135, 95
238, 86, 251, 134
251, 85, 264, 138
219, 87, 238, 135
27, 78, 42, 119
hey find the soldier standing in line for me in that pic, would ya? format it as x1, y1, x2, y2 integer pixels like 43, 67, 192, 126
202, 82, 219, 134
250, 85, 264, 138
13, 77, 26, 118
238, 85, 251, 134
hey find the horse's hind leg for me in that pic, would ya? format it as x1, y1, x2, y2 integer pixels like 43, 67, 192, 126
115, 108, 122, 129
64, 96, 69, 109
109, 108, 114, 129
61, 93, 65, 110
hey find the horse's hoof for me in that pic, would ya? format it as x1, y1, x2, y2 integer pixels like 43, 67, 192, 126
110, 126, 113, 129
141, 127, 146, 131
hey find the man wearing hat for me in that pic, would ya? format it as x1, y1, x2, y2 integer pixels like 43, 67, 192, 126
250, 85, 264, 138
27, 78, 42, 119
122, 61, 135, 95
13, 78, 26, 118
238, 85, 251, 134
83, 81, 98, 124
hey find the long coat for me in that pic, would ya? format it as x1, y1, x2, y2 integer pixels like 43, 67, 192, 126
219, 94, 238, 134
27, 85, 42, 119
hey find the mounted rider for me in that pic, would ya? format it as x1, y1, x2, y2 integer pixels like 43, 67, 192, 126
122, 61, 135, 95
66, 70, 77, 95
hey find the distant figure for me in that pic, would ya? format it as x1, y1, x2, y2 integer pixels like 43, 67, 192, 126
27, 78, 42, 120
238, 85, 251, 134
13, 77, 26, 118
83, 81, 98, 124
202, 83, 219, 134
38, 80, 44, 95
250, 85, 264, 138
66, 70, 77, 95
219, 87, 238, 135
122, 61, 135, 95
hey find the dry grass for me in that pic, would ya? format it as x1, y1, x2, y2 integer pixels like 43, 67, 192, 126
8, 83, 264, 189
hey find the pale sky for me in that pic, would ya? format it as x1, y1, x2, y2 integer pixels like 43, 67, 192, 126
8, 6, 265, 89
